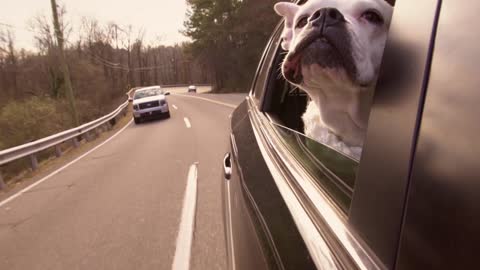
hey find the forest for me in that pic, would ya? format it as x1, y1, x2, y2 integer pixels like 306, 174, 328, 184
0, 0, 281, 150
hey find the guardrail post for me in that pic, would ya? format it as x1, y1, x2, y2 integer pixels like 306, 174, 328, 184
30, 154, 38, 171
72, 137, 80, 148
0, 170, 6, 190
55, 145, 62, 157
84, 131, 95, 142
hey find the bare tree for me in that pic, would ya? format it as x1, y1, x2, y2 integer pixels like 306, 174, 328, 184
0, 28, 18, 97
51, 0, 79, 125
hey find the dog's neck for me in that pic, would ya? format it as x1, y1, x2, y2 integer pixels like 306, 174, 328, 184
302, 83, 373, 147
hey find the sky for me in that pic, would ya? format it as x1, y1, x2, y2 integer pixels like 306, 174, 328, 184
0, 0, 191, 51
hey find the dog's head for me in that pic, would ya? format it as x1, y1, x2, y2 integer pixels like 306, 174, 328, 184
275, 0, 393, 90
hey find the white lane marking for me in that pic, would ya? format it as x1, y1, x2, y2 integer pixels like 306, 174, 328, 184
171, 163, 198, 270
172, 104, 178, 110
0, 119, 134, 208
184, 117, 191, 129
172, 94, 237, 109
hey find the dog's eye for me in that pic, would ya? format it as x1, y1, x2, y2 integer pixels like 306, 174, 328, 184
361, 10, 384, 25
296, 17, 308, 28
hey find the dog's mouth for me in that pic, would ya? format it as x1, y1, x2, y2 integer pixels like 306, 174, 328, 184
283, 53, 303, 84
283, 34, 330, 84
283, 30, 357, 85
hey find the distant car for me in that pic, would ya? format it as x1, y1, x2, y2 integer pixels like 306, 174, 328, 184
132, 86, 170, 124
187, 85, 197, 93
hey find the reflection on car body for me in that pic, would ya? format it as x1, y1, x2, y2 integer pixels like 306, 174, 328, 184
222, 0, 480, 269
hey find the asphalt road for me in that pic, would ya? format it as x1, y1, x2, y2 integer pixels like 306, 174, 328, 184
0, 93, 246, 270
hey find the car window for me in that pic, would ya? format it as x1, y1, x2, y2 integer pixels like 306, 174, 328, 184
260, 1, 395, 214
260, 41, 361, 213
252, 26, 282, 104
271, 123, 357, 213
133, 89, 160, 99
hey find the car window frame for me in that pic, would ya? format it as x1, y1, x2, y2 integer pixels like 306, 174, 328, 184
247, 23, 385, 270
250, 22, 283, 105
250, 0, 306, 105
250, 0, 443, 268
248, 96, 383, 269
259, 22, 359, 215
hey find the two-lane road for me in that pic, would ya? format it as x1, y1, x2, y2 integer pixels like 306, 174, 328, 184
0, 93, 246, 270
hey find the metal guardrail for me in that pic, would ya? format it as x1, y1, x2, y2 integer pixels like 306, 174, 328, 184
0, 91, 133, 189
160, 83, 211, 88
0, 85, 211, 189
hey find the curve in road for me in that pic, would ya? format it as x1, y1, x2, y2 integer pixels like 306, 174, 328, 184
0, 93, 246, 270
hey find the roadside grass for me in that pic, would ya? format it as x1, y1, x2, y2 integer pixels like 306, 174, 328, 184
0, 104, 133, 195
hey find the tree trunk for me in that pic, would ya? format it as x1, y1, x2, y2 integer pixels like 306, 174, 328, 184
50, 0, 79, 126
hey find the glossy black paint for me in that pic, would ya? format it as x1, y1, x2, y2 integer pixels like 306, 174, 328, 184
397, 1, 480, 269
349, 0, 440, 267
227, 100, 316, 270
223, 0, 480, 269
222, 136, 268, 270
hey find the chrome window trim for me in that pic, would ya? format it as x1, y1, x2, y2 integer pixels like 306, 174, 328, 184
251, 22, 284, 103
247, 97, 384, 270
266, 113, 359, 162
266, 113, 356, 213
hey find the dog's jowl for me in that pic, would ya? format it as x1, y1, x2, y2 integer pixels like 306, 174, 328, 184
274, 0, 393, 159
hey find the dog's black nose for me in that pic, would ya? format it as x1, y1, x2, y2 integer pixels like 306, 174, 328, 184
309, 8, 345, 27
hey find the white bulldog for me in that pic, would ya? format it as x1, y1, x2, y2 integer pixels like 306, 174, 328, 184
274, 0, 393, 160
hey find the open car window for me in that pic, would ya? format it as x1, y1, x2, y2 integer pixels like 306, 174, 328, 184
270, 122, 357, 213
262, 58, 360, 214
261, 26, 375, 215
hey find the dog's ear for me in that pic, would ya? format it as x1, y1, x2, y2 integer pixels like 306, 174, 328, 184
274, 2, 299, 20
274, 2, 299, 50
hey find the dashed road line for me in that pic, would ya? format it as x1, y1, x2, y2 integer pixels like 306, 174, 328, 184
171, 163, 198, 270
172, 104, 178, 110
183, 117, 191, 129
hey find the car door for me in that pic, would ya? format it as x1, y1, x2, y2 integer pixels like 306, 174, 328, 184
224, 0, 442, 269
396, 1, 480, 269
349, 0, 441, 268
224, 22, 317, 270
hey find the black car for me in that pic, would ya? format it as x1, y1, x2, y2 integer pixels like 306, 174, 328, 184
222, 0, 480, 269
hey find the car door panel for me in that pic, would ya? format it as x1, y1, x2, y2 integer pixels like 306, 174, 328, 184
349, 0, 441, 268
226, 100, 316, 270
397, 1, 480, 268
223, 149, 269, 270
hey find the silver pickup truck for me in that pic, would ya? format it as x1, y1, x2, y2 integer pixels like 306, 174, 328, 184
131, 86, 170, 124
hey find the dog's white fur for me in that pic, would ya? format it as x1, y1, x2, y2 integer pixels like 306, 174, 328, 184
275, 0, 392, 159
